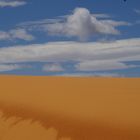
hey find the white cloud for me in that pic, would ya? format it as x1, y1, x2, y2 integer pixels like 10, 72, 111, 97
134, 9, 140, 14
0, 38, 140, 72
0, 31, 10, 40
54, 73, 121, 77
43, 63, 64, 72
19, 7, 129, 41
0, 64, 30, 72
45, 8, 129, 40
0, 0, 26, 7
10, 29, 35, 41
136, 20, 140, 24
133, 9, 140, 25
0, 29, 34, 41
75, 60, 136, 71
92, 13, 111, 19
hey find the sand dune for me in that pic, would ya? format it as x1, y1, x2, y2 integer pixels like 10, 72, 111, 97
0, 76, 140, 140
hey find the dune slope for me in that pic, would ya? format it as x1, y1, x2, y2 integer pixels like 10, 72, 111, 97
0, 76, 140, 140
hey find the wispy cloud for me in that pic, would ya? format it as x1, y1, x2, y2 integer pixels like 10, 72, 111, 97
134, 9, 140, 24
0, 29, 34, 41
134, 9, 140, 14
0, 38, 140, 73
0, 0, 26, 7
54, 73, 122, 77
92, 13, 111, 19
0, 64, 30, 72
43, 63, 64, 72
75, 60, 136, 71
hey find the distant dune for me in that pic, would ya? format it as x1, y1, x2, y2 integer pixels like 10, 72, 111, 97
0, 76, 140, 140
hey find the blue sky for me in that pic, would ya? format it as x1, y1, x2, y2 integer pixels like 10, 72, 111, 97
0, 0, 140, 77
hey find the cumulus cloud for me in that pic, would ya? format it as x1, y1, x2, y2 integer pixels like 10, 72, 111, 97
43, 63, 64, 72
19, 8, 129, 41
0, 29, 34, 41
45, 8, 129, 40
0, 38, 140, 72
0, 0, 26, 7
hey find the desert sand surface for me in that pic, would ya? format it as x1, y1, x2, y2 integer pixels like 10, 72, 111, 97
0, 75, 140, 140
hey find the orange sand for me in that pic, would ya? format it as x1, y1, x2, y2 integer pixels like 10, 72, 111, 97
0, 76, 140, 140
